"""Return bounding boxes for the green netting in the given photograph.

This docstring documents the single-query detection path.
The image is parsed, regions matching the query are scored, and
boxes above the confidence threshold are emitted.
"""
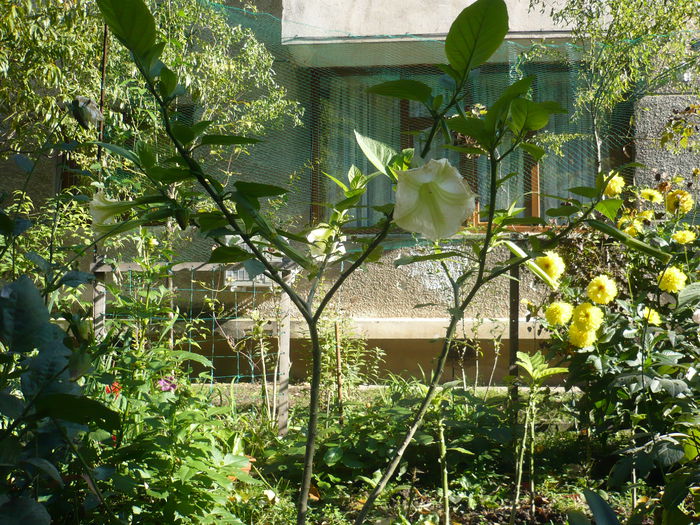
[193,1,698,228]
[103,266,280,383]
[100,2,699,382]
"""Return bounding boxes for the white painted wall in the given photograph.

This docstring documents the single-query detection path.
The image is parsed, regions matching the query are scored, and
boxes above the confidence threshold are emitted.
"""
[281,0,570,66]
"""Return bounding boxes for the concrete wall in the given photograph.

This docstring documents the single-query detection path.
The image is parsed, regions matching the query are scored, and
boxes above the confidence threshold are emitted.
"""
[635,90,700,190]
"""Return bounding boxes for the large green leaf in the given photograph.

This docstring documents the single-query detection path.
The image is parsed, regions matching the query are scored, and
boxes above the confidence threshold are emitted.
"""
[367,79,432,102]
[510,99,566,133]
[444,0,509,75]
[208,246,253,264]
[594,198,623,221]
[587,219,672,263]
[678,282,700,307]
[354,130,397,177]
[35,394,120,431]
[582,490,621,525]
[96,0,156,57]
[0,497,51,525]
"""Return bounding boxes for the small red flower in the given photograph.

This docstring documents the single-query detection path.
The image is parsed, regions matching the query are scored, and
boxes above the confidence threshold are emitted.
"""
[105,381,121,398]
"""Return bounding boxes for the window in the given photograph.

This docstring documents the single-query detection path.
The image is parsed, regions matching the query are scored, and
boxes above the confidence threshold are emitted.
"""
[313,63,603,228]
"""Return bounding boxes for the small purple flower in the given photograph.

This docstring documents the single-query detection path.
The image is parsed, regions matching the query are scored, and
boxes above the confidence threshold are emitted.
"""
[157,376,177,392]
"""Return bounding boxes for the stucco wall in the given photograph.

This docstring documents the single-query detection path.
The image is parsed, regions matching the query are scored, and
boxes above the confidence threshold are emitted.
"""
[634,92,700,190]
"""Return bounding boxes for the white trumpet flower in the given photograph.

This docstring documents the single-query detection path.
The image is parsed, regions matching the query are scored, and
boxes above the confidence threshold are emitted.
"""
[394,158,476,241]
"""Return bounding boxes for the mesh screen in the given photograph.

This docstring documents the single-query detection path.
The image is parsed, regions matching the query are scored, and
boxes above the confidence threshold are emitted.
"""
[185,1,699,228]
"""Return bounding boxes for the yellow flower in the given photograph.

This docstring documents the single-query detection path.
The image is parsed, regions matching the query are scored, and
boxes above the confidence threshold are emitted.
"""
[622,220,643,237]
[671,230,696,244]
[534,251,566,282]
[568,324,597,348]
[640,188,663,204]
[665,190,694,214]
[642,307,661,326]
[604,173,625,197]
[587,275,618,305]
[638,210,654,221]
[658,266,687,293]
[545,302,574,326]
[572,303,604,331]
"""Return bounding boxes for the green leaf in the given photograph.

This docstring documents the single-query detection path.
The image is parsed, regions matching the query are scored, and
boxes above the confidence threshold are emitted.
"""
[518,142,546,162]
[678,282,700,307]
[243,259,266,279]
[148,167,195,184]
[510,99,558,133]
[367,79,432,102]
[234,181,287,197]
[169,351,213,368]
[94,142,140,166]
[568,186,600,199]
[96,0,156,57]
[582,490,621,525]
[503,241,559,290]
[587,219,672,263]
[21,458,64,488]
[0,393,24,419]
[446,116,488,148]
[208,246,253,264]
[594,198,623,221]
[0,497,51,525]
[394,252,463,267]
[566,510,592,525]
[444,0,508,75]
[57,271,94,288]
[546,205,579,217]
[35,394,120,431]
[323,447,343,466]
[199,135,260,146]
[484,77,534,133]
[354,130,397,177]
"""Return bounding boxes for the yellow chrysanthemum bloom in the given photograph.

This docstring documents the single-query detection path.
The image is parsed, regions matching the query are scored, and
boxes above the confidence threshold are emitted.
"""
[665,189,694,214]
[568,324,597,348]
[640,188,663,204]
[604,173,626,197]
[642,307,661,326]
[658,266,688,293]
[587,275,618,305]
[622,220,643,237]
[534,251,566,282]
[671,230,696,244]
[545,302,574,326]
[638,210,654,221]
[572,303,604,331]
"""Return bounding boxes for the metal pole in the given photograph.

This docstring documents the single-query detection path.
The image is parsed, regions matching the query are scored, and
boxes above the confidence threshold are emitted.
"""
[276,271,292,436]
[92,263,107,341]
[508,241,520,420]
[334,321,344,426]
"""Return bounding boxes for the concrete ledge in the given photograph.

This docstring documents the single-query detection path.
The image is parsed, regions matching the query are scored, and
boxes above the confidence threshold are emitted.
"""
[216,317,546,340]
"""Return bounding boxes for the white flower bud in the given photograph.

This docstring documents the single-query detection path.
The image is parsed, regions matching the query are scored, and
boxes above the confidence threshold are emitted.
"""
[693,309,700,324]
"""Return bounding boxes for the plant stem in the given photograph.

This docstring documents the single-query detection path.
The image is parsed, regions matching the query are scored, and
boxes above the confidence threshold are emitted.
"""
[296,322,321,525]
[438,417,450,525]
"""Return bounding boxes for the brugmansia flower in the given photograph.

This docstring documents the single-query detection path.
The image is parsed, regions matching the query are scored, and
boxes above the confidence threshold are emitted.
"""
[693,309,700,324]
[642,307,661,326]
[394,158,476,241]
[671,230,696,244]
[572,303,604,331]
[640,188,663,204]
[568,324,597,348]
[586,275,618,305]
[604,173,625,197]
[90,191,136,234]
[666,189,694,214]
[658,266,687,293]
[307,225,346,262]
[545,302,574,326]
[534,251,566,282]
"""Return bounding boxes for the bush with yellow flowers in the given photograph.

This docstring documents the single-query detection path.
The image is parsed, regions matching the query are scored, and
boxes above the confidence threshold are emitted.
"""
[535,175,700,478]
